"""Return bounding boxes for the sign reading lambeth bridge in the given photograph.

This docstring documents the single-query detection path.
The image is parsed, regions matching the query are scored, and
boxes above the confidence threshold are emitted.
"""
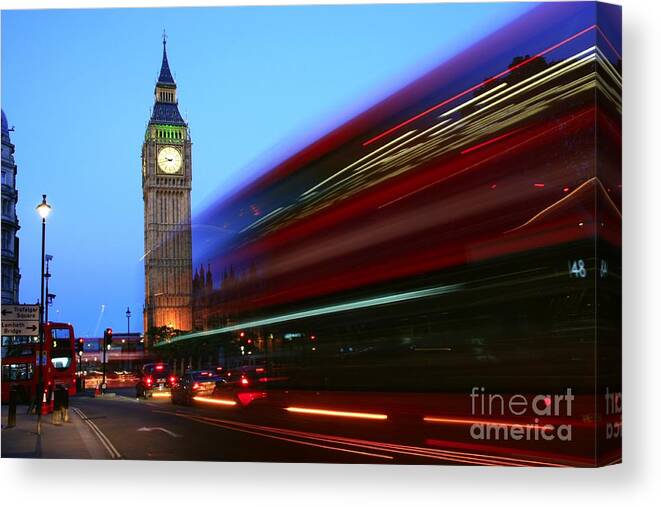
[1,304,40,336]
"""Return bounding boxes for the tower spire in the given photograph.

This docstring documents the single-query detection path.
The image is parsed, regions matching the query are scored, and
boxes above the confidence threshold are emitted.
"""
[157,31,175,85]
[150,34,184,125]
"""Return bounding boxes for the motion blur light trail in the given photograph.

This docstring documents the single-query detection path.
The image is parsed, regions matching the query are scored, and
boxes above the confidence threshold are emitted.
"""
[285,406,388,420]
[361,23,617,147]
[192,396,237,406]
[157,283,462,346]
[156,2,621,466]
[163,412,568,466]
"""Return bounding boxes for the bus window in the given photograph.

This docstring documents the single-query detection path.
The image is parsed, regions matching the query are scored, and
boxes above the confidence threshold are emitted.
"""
[51,356,72,369]
[1,336,36,359]
[2,362,34,381]
[51,328,73,350]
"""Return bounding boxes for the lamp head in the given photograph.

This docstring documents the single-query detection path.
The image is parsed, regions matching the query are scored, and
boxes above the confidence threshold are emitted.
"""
[36,194,52,220]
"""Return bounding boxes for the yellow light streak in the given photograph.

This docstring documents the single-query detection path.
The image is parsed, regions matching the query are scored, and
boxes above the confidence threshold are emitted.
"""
[285,406,388,420]
[192,396,237,406]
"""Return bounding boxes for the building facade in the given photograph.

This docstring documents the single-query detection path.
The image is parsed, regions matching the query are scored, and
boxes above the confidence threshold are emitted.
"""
[1,110,20,304]
[142,39,193,336]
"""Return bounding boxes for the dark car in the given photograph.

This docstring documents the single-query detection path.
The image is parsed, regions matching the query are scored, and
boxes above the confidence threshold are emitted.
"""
[211,365,270,406]
[136,363,176,399]
[171,370,225,405]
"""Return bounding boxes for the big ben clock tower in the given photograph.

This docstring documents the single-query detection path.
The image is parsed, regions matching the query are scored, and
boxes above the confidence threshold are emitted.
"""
[142,36,193,335]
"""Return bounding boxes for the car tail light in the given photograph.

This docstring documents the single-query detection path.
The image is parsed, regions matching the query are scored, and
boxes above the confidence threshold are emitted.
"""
[145,376,153,386]
[155,365,164,371]
[169,375,176,384]
[240,376,249,386]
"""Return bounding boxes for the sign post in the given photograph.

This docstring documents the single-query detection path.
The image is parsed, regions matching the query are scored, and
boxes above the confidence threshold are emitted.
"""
[1,304,41,430]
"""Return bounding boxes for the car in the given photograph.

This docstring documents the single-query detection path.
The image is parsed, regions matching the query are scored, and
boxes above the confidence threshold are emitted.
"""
[171,370,226,405]
[211,365,270,406]
[135,363,176,399]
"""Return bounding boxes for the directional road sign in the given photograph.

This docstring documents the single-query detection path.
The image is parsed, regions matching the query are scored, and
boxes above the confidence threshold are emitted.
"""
[1,304,40,336]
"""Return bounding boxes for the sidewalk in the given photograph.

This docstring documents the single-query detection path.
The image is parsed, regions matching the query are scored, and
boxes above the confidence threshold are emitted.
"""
[1,401,109,459]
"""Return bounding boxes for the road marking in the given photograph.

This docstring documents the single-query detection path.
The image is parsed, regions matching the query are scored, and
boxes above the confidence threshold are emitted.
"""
[187,416,394,460]
[72,406,122,459]
[153,410,566,466]
[153,410,393,460]
[137,426,181,438]
[186,414,490,465]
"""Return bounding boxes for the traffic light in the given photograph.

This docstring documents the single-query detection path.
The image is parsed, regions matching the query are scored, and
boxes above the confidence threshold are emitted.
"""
[104,328,113,350]
[76,338,84,355]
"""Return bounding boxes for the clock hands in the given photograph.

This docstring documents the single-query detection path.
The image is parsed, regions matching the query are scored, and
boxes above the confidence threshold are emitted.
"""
[158,148,181,172]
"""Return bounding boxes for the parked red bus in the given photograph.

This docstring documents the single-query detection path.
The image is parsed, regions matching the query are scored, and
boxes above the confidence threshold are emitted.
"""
[1,322,78,404]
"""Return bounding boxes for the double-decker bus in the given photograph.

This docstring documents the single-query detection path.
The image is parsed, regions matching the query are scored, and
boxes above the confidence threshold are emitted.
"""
[154,3,621,465]
[1,322,78,404]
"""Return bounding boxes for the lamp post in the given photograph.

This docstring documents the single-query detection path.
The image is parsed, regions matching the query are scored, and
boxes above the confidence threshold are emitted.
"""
[126,307,132,370]
[44,255,52,323]
[35,194,51,435]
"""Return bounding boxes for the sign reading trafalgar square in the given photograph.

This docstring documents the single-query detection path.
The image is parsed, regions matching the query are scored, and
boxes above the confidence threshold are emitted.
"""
[1,304,40,336]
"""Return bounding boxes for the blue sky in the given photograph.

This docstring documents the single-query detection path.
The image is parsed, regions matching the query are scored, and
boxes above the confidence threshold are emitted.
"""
[1,3,533,336]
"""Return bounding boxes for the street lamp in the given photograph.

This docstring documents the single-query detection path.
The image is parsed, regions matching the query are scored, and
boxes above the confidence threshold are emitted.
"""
[126,307,131,334]
[125,307,132,371]
[35,194,51,435]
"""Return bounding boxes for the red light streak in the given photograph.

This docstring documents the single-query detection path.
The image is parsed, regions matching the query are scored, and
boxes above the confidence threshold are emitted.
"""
[460,129,519,155]
[506,177,621,234]
[163,412,564,466]
[424,438,585,467]
[533,183,545,188]
[595,25,622,60]
[286,406,388,420]
[363,24,598,147]
[377,109,592,211]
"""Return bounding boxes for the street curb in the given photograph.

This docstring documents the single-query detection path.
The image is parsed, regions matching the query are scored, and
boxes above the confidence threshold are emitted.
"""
[71,406,122,459]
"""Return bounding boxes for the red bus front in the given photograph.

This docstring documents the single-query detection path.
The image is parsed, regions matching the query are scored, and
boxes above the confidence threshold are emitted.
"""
[45,322,78,397]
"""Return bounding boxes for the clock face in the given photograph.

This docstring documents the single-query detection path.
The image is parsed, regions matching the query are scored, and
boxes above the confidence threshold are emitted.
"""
[157,146,183,174]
